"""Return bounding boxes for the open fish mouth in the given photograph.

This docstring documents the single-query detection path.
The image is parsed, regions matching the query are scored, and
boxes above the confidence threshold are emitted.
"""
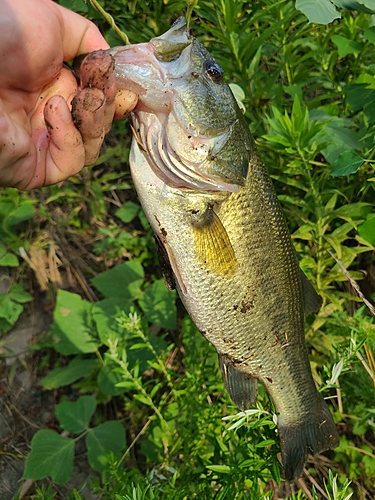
[109,18,247,193]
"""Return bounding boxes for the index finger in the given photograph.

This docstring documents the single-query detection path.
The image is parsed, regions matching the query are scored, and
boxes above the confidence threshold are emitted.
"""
[55,2,110,61]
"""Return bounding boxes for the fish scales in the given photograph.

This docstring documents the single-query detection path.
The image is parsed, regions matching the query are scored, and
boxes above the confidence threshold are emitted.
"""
[109,17,339,481]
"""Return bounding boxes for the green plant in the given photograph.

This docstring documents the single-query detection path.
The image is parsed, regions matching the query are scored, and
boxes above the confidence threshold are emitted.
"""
[4,0,374,498]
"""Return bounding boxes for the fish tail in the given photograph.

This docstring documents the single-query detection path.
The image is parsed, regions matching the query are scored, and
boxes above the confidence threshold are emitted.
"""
[278,396,339,481]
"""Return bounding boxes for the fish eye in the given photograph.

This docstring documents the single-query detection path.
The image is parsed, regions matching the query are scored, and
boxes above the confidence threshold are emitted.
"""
[204,60,224,82]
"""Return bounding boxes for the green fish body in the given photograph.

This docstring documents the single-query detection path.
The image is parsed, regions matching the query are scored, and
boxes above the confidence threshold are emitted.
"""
[110,18,339,480]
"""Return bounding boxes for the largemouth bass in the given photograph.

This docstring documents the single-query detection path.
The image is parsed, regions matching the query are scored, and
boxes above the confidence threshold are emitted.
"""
[109,18,339,481]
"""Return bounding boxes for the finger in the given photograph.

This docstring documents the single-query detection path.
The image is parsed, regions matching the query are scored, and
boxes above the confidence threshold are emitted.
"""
[56,3,110,60]
[71,87,106,165]
[79,50,117,134]
[42,95,86,185]
[114,89,138,121]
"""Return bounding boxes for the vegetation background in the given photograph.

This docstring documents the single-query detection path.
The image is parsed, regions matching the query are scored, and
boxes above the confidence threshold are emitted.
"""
[0,0,374,498]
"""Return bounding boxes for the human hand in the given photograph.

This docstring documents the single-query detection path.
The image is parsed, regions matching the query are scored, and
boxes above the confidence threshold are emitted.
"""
[0,0,137,190]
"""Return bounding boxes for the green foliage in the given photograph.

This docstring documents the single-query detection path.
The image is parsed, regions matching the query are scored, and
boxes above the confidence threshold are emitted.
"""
[5,0,375,498]
[22,430,75,484]
[0,284,32,335]
[23,396,126,483]
[86,421,126,472]
[296,0,375,24]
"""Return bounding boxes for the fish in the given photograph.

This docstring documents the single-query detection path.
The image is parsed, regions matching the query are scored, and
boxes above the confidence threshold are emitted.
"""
[109,17,339,481]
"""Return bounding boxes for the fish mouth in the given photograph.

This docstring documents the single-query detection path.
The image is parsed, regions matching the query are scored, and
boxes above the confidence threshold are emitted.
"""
[110,18,244,193]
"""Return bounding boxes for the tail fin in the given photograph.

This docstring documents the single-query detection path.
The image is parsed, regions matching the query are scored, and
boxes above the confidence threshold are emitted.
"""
[278,396,339,481]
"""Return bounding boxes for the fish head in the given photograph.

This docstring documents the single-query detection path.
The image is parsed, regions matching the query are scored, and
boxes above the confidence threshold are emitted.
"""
[111,17,253,192]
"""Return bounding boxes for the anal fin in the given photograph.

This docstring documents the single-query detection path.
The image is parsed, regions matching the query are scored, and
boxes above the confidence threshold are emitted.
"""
[219,354,258,410]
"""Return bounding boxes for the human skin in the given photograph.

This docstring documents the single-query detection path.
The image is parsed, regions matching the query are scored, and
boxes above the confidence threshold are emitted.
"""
[0,0,137,190]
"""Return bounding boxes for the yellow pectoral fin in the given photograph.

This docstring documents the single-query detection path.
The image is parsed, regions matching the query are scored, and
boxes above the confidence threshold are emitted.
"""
[191,205,236,275]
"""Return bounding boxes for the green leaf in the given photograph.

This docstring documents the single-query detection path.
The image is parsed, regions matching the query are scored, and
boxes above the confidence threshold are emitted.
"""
[229,83,246,113]
[8,284,32,303]
[7,203,35,226]
[98,363,127,396]
[332,0,375,13]
[92,297,132,344]
[330,151,364,176]
[358,214,375,245]
[86,421,126,472]
[91,261,144,300]
[331,35,364,58]
[56,395,96,434]
[115,201,140,223]
[0,294,23,332]
[345,84,375,112]
[41,357,100,389]
[310,109,361,163]
[138,279,177,329]
[296,0,340,24]
[364,27,375,45]
[51,290,99,355]
[206,464,233,473]
[0,253,19,267]
[22,430,74,484]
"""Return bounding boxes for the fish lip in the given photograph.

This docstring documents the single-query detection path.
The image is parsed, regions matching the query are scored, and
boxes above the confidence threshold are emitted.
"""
[149,17,192,62]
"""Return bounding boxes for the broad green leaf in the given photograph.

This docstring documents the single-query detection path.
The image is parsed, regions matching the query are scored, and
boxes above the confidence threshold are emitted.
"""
[22,430,74,484]
[345,84,375,112]
[115,201,140,223]
[0,253,19,267]
[41,357,100,389]
[331,35,364,58]
[310,109,361,163]
[330,151,364,176]
[92,297,132,344]
[296,0,340,24]
[91,261,144,300]
[138,279,177,329]
[332,0,375,13]
[358,215,375,245]
[98,363,127,396]
[86,421,126,472]
[56,395,96,434]
[51,290,99,355]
